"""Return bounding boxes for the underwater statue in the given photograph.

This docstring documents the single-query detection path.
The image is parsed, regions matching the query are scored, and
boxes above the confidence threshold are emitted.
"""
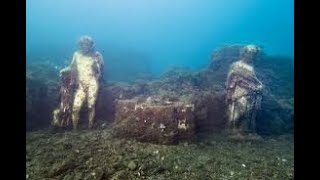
[226,45,263,134]
[52,35,104,130]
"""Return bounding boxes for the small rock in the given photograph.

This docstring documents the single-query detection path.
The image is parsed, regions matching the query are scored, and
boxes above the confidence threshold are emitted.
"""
[26,174,29,179]
[270,139,277,142]
[146,97,152,103]
[210,141,217,145]
[161,156,165,161]
[139,164,147,171]
[128,161,137,170]
[63,143,73,150]
[159,123,166,129]
[91,172,96,176]
[75,149,80,153]
[111,170,125,180]
[282,159,287,162]
[164,101,173,105]
[230,171,234,176]
[242,164,246,167]
[153,166,166,174]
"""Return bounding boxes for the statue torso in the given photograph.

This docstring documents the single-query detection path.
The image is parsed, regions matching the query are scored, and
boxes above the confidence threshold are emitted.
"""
[229,61,258,99]
[74,51,98,84]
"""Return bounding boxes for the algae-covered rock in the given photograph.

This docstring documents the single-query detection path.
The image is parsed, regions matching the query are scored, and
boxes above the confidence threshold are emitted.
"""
[127,161,137,170]
[192,91,227,134]
[26,62,60,130]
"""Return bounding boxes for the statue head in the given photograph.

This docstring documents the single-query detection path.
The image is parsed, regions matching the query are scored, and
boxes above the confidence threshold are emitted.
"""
[240,45,262,63]
[78,35,95,55]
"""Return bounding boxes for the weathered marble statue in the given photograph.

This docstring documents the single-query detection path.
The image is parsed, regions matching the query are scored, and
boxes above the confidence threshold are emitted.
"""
[226,45,263,134]
[52,35,104,130]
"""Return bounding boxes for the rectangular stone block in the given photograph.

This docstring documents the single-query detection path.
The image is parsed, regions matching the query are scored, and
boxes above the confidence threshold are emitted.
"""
[112,99,195,144]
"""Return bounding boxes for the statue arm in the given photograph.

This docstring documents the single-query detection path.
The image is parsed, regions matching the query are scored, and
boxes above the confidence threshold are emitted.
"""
[226,70,237,90]
[226,70,237,101]
[70,53,77,68]
[60,52,77,76]
[251,72,264,91]
[95,52,104,80]
[237,73,263,92]
[226,62,240,90]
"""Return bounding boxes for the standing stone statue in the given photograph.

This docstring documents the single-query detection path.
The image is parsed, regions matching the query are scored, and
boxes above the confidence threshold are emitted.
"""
[52,35,104,130]
[226,45,263,134]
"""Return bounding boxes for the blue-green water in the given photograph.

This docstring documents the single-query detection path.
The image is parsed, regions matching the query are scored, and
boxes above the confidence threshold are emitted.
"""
[27,0,293,81]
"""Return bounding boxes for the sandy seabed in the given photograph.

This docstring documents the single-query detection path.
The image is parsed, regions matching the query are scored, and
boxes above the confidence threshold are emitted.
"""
[26,126,293,180]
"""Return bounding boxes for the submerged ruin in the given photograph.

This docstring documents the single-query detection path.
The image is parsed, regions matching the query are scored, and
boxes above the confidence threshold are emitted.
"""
[26,45,294,140]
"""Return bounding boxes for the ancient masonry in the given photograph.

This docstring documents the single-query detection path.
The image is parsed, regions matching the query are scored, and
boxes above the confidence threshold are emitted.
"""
[112,99,195,144]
